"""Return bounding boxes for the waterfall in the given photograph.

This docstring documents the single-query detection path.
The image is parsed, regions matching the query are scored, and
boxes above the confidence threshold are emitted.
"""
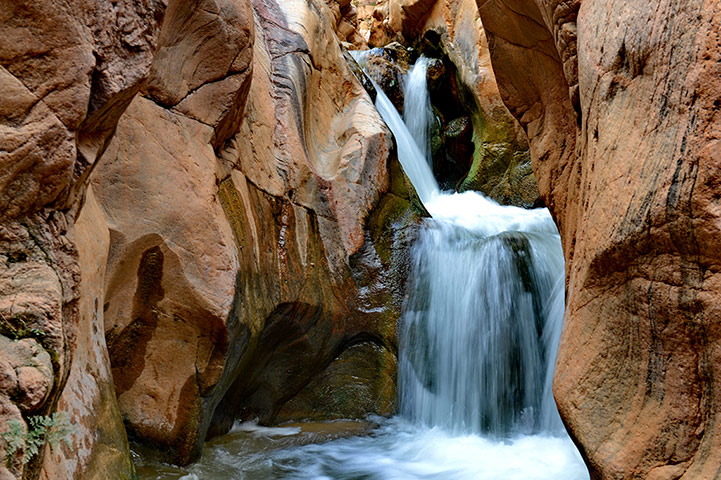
[156,53,588,480]
[400,196,565,435]
[403,57,434,167]
[352,50,440,204]
[357,54,568,437]
[371,78,440,204]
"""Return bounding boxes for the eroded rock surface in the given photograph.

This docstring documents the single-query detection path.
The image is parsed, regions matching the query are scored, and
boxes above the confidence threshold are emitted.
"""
[89,0,408,466]
[1,0,166,478]
[477,0,721,477]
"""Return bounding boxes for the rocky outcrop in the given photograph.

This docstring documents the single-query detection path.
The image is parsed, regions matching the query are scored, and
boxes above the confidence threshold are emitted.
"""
[325,0,367,46]
[0,0,165,478]
[477,0,721,478]
[89,0,406,467]
[90,0,254,464]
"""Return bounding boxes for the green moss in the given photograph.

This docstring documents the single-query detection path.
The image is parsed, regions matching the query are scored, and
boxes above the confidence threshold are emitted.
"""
[459,133,540,208]
[368,195,411,265]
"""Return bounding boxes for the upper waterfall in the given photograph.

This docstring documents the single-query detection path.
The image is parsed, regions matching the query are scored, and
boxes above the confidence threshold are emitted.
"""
[352,50,440,204]
[403,56,434,168]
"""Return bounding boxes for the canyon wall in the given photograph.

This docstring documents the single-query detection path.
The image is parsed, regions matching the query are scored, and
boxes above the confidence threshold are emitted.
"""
[1,0,415,478]
[0,0,166,478]
[476,0,721,478]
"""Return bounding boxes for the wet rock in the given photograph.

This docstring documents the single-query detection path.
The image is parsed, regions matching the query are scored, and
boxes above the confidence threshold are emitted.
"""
[459,146,540,209]
[275,341,397,422]
[359,46,410,112]
[432,116,474,190]
[342,47,377,102]
[425,57,445,90]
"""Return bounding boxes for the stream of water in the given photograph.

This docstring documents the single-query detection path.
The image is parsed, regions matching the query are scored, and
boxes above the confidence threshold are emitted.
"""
[139,55,589,480]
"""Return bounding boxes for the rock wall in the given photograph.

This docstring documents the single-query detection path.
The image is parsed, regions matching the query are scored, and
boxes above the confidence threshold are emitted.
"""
[0,0,165,478]
[1,0,412,477]
[92,0,404,465]
[476,0,721,478]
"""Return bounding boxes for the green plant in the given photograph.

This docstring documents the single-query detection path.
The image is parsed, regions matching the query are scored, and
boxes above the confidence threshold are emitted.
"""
[1,413,73,466]
[0,312,46,342]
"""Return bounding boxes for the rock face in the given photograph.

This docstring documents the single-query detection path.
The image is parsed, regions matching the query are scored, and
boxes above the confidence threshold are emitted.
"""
[477,0,721,478]
[1,0,165,478]
[90,0,404,467]
[325,0,367,46]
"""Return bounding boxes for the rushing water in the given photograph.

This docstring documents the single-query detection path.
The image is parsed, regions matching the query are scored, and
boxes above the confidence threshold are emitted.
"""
[403,56,434,168]
[401,192,566,436]
[139,56,588,480]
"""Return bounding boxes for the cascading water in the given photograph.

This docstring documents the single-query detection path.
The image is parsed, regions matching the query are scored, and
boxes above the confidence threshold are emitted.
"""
[142,56,588,480]
[352,51,439,204]
[399,198,565,436]
[403,56,434,168]
[371,58,568,438]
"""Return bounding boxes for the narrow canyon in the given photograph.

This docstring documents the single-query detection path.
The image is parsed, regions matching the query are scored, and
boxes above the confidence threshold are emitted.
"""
[0,0,718,479]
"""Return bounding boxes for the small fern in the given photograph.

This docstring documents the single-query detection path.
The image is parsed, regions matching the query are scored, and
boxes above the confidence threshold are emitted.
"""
[1,420,24,462]
[1,412,73,465]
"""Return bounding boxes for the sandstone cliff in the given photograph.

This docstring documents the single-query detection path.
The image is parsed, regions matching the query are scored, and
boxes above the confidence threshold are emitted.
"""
[1,0,165,478]
[476,0,721,478]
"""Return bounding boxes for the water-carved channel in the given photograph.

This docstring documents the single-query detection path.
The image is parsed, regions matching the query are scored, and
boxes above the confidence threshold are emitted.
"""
[139,55,589,480]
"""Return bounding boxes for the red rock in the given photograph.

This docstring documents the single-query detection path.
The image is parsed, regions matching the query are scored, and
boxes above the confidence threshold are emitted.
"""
[477,0,721,477]
[87,0,400,466]
[1,0,166,477]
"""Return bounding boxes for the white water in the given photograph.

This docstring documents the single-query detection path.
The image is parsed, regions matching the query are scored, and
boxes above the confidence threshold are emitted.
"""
[352,50,440,204]
[403,57,434,168]
[140,55,588,480]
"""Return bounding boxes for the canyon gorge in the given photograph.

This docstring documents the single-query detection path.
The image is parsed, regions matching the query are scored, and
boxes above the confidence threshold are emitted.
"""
[0,0,719,479]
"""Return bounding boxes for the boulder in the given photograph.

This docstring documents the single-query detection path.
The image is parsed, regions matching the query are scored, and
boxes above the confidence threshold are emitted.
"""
[356,44,412,113]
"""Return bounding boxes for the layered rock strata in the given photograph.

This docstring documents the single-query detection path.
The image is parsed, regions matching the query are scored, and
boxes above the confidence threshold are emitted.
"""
[476,0,721,478]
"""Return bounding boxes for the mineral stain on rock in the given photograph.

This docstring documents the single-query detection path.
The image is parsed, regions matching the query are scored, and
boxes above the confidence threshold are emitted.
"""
[107,246,165,396]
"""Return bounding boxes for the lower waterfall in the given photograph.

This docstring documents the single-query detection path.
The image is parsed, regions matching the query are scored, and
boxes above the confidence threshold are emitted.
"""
[139,56,589,480]
[400,193,566,437]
